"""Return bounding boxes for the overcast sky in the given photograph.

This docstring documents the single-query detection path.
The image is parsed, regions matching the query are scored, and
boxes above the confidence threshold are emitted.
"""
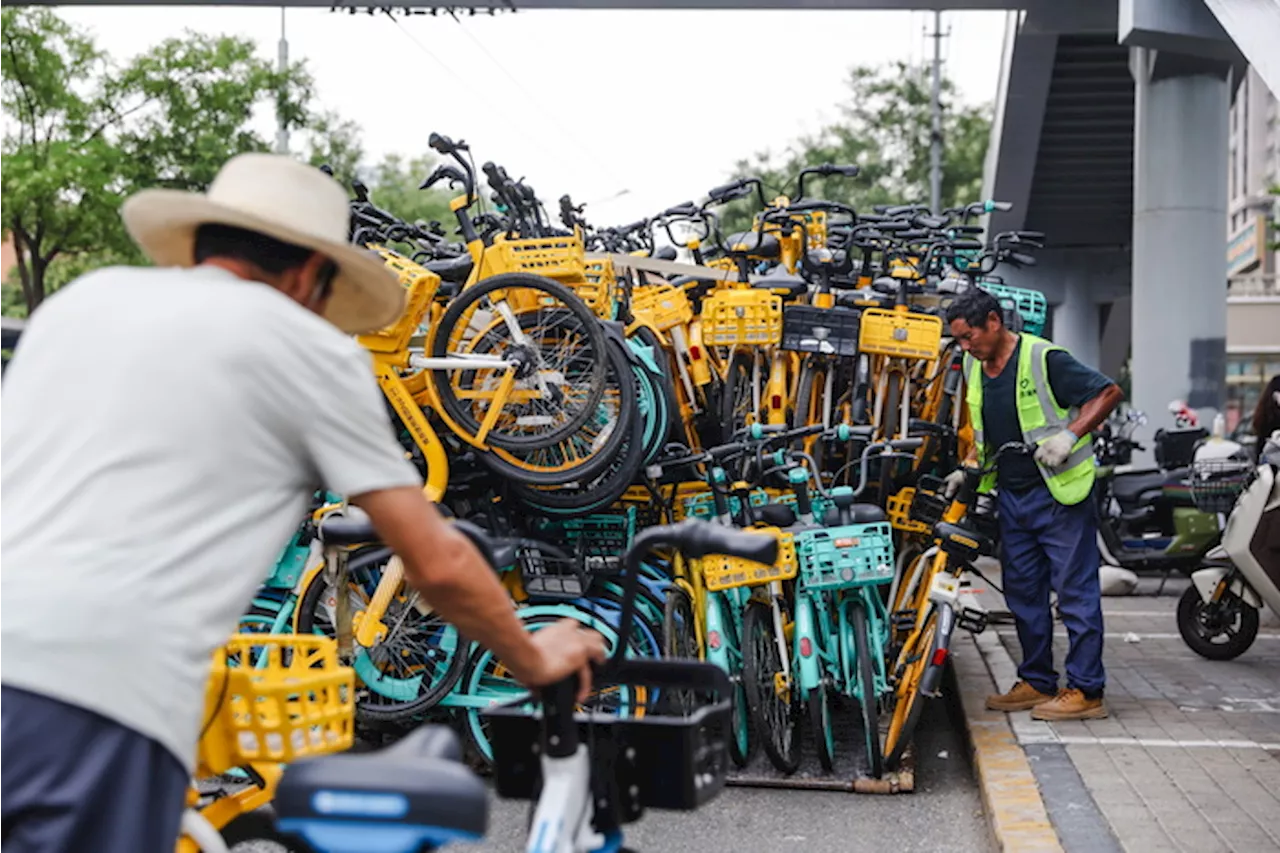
[60,6,1009,223]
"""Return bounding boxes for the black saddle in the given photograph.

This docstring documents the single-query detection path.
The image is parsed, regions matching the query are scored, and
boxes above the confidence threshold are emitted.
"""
[425,254,475,284]
[724,231,780,259]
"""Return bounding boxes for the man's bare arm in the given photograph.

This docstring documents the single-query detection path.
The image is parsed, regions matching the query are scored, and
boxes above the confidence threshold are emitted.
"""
[1068,384,1124,441]
[351,487,546,684]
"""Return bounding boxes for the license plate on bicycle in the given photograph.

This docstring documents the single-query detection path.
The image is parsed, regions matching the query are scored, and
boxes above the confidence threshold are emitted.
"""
[928,573,960,607]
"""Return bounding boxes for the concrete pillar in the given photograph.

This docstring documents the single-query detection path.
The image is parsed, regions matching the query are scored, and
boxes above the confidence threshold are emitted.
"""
[1130,47,1229,435]
[1052,277,1101,370]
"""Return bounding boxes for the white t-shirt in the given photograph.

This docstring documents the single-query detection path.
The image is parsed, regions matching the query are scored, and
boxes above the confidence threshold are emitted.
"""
[1,265,421,771]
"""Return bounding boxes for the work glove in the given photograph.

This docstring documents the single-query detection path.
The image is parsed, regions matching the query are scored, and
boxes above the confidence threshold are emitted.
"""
[1034,429,1077,468]
[941,468,967,499]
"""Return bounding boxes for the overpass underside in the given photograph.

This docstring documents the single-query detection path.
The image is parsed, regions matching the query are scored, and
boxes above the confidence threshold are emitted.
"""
[981,0,1277,434]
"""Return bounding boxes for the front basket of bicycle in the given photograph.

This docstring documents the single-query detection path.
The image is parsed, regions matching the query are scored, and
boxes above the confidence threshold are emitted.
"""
[698,529,797,591]
[780,305,860,357]
[857,308,943,359]
[699,289,783,346]
[794,522,895,591]
[1188,459,1256,514]
[978,281,1047,336]
[908,476,949,526]
[197,634,355,776]
[485,659,733,814]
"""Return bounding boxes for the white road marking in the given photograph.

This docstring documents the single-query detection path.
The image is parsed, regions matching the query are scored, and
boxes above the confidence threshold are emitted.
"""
[1016,733,1280,751]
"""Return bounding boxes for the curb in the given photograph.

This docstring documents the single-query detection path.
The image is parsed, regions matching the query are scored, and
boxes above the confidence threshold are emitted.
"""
[952,630,1063,852]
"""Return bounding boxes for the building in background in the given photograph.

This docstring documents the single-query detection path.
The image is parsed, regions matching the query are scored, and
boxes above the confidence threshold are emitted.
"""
[1225,67,1280,433]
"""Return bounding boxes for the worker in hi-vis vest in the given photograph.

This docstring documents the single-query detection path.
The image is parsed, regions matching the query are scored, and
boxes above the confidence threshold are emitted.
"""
[943,289,1123,721]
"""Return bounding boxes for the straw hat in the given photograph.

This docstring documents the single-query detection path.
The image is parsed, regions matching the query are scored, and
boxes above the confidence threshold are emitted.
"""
[120,153,404,334]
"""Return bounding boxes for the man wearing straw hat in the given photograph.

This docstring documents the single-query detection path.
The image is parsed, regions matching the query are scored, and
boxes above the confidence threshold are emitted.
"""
[0,153,605,852]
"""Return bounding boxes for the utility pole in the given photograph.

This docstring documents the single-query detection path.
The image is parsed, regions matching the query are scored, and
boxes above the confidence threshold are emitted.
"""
[927,10,947,215]
[275,7,289,154]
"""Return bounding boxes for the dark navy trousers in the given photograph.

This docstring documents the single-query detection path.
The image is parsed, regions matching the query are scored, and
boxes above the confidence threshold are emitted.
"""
[1,686,188,853]
[996,482,1106,697]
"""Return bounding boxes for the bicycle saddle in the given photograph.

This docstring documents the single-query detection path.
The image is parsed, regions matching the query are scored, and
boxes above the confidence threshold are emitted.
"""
[822,504,887,526]
[752,276,807,299]
[425,254,474,284]
[318,513,379,547]
[276,725,488,853]
[724,231,780,259]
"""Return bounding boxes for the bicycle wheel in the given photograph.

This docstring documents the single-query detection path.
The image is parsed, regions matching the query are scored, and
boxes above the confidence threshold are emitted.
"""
[721,350,757,437]
[661,586,700,715]
[808,681,836,773]
[742,598,801,774]
[431,272,606,451]
[883,608,937,771]
[481,334,635,486]
[792,356,828,476]
[507,374,649,516]
[295,561,468,723]
[460,610,640,769]
[848,599,884,778]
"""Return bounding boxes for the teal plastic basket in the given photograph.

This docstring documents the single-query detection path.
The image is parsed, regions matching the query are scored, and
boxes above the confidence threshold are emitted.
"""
[793,522,895,591]
[538,508,637,572]
[978,281,1047,336]
[680,489,830,525]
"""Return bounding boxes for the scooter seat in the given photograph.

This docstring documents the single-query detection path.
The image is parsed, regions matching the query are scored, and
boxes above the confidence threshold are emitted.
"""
[1111,468,1188,507]
[277,725,488,853]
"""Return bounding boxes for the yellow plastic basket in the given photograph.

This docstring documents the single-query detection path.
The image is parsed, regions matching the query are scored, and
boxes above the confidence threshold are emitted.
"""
[196,634,354,775]
[701,289,783,346]
[631,284,694,332]
[700,529,797,591]
[886,487,930,534]
[358,251,441,354]
[858,308,943,359]
[578,257,618,318]
[485,236,586,280]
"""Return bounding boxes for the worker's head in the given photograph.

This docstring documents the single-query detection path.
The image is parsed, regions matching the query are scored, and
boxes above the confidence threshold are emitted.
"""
[945,288,1007,360]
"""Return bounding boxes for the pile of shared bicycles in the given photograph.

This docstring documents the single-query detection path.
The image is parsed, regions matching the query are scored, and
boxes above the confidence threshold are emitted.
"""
[185,133,1051,852]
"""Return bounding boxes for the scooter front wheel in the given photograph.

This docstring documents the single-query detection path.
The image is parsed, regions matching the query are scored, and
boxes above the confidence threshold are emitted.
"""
[1176,585,1259,661]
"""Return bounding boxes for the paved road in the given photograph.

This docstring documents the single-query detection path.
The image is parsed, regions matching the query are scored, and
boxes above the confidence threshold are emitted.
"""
[470,697,991,853]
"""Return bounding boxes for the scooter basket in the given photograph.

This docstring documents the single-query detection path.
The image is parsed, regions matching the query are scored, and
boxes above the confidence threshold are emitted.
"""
[1189,459,1255,514]
[485,660,732,814]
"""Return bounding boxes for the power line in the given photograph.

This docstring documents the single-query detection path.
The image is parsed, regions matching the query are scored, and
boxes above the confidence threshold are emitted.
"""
[444,12,630,195]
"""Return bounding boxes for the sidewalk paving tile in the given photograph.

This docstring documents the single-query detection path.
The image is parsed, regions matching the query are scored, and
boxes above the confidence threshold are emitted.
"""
[966,571,1280,853]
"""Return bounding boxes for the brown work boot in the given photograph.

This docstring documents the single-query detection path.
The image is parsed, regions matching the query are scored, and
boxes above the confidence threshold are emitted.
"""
[1031,688,1108,721]
[985,680,1056,712]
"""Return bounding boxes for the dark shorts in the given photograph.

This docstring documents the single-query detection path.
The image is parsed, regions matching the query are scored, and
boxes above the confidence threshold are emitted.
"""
[2,685,188,853]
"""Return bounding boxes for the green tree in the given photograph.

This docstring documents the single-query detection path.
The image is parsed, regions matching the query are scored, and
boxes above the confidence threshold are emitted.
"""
[303,109,364,190]
[366,153,453,229]
[717,60,992,233]
[2,8,312,315]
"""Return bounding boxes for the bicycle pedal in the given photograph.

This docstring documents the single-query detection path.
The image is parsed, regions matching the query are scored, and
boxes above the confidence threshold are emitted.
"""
[957,606,987,635]
[892,610,917,633]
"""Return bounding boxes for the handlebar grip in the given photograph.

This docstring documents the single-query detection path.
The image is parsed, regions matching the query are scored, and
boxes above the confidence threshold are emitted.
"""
[907,418,948,435]
[1009,252,1037,266]
[451,519,497,569]
[654,246,678,261]
[747,424,788,439]
[676,520,780,565]
[709,442,748,460]
[661,201,699,217]
[989,200,1013,212]
[428,132,451,154]
[888,438,925,452]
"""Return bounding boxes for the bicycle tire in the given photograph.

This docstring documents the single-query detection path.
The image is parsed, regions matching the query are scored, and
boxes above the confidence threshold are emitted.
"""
[884,608,937,771]
[808,681,836,773]
[742,599,801,774]
[480,335,636,486]
[630,325,683,441]
[294,561,469,723]
[431,272,606,451]
[721,350,757,437]
[848,599,884,778]
[507,374,649,516]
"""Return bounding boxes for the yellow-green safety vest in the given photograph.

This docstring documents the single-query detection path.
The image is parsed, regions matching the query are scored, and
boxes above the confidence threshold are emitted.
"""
[964,333,1096,506]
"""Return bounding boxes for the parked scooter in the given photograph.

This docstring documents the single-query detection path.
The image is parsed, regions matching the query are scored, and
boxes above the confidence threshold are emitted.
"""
[1178,433,1280,659]
[1092,408,1243,590]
